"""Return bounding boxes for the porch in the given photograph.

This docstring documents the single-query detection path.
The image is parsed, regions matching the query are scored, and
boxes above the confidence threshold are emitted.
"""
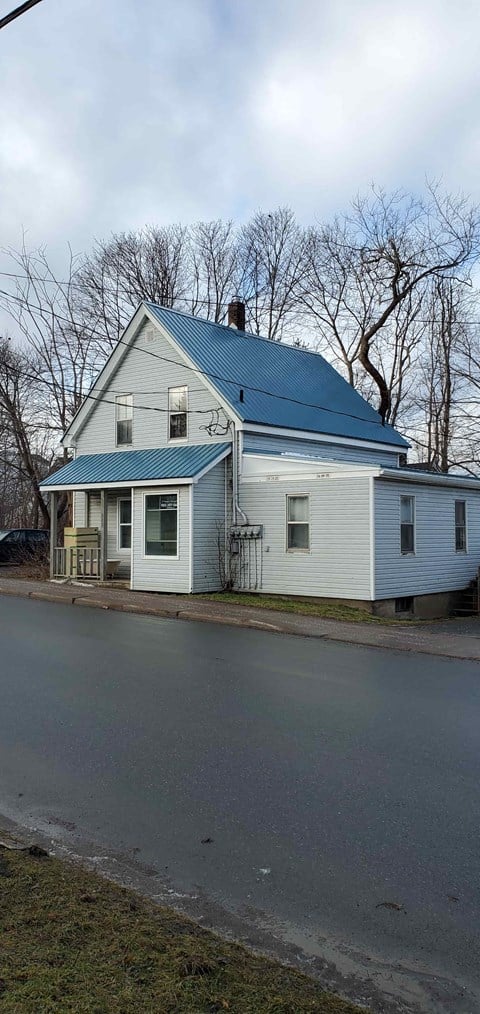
[40,443,232,594]
[48,488,131,583]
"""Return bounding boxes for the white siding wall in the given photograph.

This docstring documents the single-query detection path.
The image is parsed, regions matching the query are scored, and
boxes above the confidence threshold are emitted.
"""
[75,320,231,454]
[73,491,86,526]
[87,493,101,528]
[131,485,191,593]
[192,460,227,592]
[240,476,372,599]
[243,432,400,467]
[375,479,480,597]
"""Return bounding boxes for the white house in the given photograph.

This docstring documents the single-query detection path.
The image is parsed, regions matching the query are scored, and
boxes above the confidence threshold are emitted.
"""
[41,300,480,618]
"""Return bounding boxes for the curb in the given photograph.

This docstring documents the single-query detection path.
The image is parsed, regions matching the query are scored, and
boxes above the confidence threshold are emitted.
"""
[1,583,480,661]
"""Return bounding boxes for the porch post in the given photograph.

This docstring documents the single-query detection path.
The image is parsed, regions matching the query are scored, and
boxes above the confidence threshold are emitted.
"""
[100,489,107,581]
[49,491,58,579]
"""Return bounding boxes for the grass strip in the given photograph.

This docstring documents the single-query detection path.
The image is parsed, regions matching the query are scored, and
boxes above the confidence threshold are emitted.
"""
[198,592,403,624]
[0,847,365,1013]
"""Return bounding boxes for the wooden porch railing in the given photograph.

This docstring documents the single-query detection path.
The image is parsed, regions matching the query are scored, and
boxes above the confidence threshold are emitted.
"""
[53,546,101,579]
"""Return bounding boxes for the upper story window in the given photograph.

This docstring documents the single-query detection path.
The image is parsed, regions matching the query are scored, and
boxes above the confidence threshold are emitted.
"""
[115,394,133,445]
[400,495,415,554]
[286,494,310,551]
[168,386,187,440]
[455,500,467,552]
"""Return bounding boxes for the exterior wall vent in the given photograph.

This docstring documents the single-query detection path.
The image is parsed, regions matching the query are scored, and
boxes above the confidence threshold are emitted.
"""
[395,596,414,614]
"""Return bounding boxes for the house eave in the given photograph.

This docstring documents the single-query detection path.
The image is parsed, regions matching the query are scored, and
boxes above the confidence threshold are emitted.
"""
[240,422,408,455]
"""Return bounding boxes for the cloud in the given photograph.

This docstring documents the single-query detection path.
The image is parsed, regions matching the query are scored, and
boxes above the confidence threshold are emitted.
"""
[0,0,479,264]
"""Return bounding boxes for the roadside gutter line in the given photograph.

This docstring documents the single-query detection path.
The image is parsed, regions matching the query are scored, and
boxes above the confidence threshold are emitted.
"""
[0,583,479,662]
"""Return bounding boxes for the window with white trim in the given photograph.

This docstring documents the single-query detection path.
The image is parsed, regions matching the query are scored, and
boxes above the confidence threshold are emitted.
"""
[455,500,467,552]
[168,386,187,440]
[400,495,415,554]
[145,493,178,556]
[286,495,309,551]
[118,499,132,549]
[115,394,133,445]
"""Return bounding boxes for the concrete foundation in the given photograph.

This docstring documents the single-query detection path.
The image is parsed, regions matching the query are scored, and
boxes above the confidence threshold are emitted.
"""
[373,590,462,620]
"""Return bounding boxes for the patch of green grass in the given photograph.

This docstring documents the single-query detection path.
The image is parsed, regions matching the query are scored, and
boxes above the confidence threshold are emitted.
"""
[198,592,401,624]
[0,848,365,1014]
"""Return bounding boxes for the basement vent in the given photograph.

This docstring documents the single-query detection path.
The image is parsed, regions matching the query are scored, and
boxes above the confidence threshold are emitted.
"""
[395,596,414,614]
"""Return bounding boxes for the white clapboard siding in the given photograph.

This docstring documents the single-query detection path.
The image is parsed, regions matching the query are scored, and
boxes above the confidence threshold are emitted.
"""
[75,321,230,454]
[192,460,227,592]
[87,493,101,528]
[73,491,86,526]
[375,479,480,597]
[243,432,400,467]
[239,475,372,599]
[131,485,191,593]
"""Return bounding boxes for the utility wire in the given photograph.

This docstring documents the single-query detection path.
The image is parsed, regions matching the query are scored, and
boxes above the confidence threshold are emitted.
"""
[0,289,396,430]
[0,0,43,30]
[0,269,263,309]
[3,269,480,324]
[0,358,224,419]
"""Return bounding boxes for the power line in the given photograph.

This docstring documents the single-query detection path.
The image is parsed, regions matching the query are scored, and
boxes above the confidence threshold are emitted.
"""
[0,0,43,30]
[0,269,265,310]
[0,358,224,420]
[0,289,396,431]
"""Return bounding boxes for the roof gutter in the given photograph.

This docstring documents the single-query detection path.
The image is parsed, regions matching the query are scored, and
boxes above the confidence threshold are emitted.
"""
[378,467,480,490]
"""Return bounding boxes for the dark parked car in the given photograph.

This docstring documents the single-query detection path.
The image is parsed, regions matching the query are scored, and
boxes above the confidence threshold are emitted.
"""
[0,529,49,564]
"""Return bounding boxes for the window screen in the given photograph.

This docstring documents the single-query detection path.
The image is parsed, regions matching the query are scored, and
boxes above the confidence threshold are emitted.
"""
[287,495,309,550]
[115,395,133,445]
[400,495,415,554]
[455,500,467,552]
[168,387,187,440]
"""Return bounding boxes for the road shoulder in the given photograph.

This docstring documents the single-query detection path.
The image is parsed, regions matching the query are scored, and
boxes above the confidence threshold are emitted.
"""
[1,574,479,661]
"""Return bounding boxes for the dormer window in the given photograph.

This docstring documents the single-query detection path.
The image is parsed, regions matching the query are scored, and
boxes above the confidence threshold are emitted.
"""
[169,386,187,440]
[115,394,133,445]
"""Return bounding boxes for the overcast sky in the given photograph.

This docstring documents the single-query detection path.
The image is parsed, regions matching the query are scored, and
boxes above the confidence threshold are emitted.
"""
[1,0,480,263]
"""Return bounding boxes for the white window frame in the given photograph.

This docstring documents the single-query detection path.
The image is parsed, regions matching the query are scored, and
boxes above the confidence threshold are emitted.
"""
[455,499,468,553]
[143,490,179,560]
[117,498,132,552]
[400,495,415,555]
[286,493,310,553]
[115,394,133,447]
[168,385,188,442]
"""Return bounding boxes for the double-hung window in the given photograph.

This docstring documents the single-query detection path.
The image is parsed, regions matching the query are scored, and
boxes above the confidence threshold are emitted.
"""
[168,386,187,440]
[286,495,310,551]
[455,500,467,552]
[400,495,415,554]
[115,394,133,445]
[118,499,132,549]
[145,493,178,557]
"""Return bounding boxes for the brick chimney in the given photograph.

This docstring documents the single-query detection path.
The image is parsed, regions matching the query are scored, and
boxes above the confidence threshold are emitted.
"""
[228,299,246,331]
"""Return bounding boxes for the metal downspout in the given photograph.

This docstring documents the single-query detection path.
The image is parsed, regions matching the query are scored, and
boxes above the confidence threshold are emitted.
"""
[232,422,248,525]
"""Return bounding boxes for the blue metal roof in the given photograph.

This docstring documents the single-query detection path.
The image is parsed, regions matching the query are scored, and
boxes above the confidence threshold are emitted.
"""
[42,443,230,488]
[147,303,408,449]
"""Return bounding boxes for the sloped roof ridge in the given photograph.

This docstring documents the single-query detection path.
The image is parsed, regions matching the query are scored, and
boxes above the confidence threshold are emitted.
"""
[144,300,337,366]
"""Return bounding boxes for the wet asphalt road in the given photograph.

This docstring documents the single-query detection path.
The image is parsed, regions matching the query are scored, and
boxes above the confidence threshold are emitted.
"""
[0,596,479,1013]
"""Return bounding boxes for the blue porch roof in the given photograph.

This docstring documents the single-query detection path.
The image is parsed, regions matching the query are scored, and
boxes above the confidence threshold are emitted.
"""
[147,303,409,449]
[41,443,230,489]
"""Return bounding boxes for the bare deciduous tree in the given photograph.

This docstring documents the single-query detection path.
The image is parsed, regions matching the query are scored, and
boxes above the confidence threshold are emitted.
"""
[239,208,309,340]
[303,184,480,422]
